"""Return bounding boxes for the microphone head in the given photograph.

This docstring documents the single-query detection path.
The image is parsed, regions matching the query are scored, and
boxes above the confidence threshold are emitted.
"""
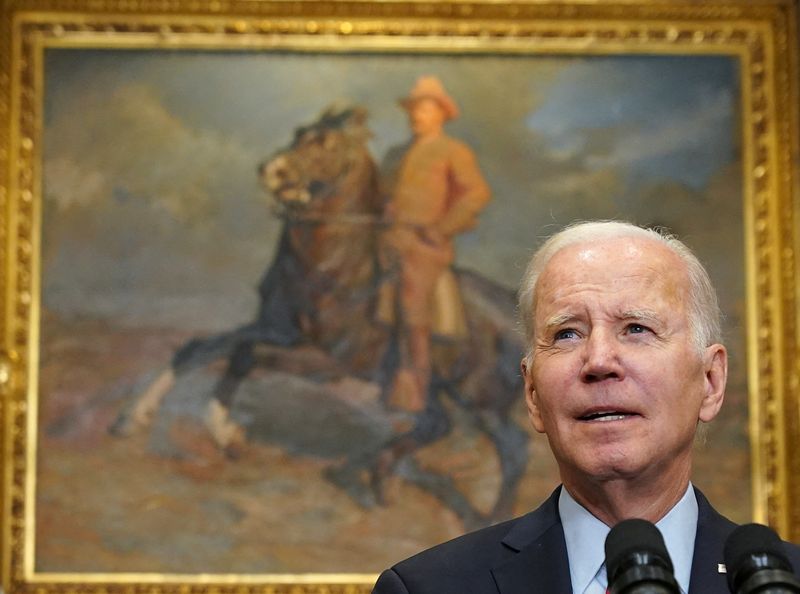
[605,518,674,583]
[723,523,796,592]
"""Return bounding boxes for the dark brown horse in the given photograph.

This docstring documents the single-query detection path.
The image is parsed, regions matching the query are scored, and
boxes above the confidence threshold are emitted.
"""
[110,106,528,527]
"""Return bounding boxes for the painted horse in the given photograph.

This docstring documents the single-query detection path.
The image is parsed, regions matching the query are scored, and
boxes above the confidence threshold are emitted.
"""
[110,105,528,527]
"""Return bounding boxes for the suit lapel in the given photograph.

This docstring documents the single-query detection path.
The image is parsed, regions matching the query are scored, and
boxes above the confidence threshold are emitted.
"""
[491,488,572,594]
[492,486,736,594]
[688,488,737,594]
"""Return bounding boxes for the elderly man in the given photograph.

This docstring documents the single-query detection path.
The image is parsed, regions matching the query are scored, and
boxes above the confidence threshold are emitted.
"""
[372,220,800,594]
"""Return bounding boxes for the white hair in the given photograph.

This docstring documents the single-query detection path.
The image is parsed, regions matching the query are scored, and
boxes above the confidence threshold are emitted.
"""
[517,221,722,359]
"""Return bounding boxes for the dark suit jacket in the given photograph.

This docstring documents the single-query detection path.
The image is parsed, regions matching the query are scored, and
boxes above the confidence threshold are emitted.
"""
[372,486,800,594]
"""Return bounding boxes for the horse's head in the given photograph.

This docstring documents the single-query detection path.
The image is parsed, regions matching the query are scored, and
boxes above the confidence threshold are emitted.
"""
[260,105,372,210]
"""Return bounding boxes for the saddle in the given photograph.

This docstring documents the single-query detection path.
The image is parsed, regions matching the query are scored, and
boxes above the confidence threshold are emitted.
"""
[376,268,468,339]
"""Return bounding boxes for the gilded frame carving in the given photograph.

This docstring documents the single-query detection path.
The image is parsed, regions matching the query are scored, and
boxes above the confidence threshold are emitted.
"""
[1,0,799,592]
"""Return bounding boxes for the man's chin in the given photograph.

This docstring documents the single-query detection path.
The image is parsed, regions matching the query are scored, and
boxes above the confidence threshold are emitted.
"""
[570,454,648,483]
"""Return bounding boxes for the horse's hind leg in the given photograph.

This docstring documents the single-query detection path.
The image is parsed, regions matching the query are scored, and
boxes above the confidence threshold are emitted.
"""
[324,391,451,509]
[369,395,492,529]
[478,410,528,521]
[374,395,450,482]
[108,368,175,436]
[399,458,487,530]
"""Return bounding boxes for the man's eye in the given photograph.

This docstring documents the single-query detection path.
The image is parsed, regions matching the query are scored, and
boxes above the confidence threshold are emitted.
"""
[627,323,650,334]
[554,328,578,341]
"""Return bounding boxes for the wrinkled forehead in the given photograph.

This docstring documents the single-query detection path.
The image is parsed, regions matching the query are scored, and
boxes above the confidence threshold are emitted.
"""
[534,236,691,314]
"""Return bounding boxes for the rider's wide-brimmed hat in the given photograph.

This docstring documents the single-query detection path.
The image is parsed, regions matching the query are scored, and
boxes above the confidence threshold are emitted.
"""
[399,76,460,121]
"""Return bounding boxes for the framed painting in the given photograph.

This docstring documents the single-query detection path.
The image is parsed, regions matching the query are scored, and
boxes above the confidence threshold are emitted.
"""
[1,0,799,592]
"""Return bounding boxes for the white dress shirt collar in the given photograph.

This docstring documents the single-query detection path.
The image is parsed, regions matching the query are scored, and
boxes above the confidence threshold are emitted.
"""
[558,483,698,594]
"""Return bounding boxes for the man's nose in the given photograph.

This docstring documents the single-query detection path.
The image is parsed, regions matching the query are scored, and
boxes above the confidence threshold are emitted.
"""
[580,330,624,383]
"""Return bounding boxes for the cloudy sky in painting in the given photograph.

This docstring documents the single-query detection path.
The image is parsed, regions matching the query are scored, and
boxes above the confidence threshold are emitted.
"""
[42,49,740,329]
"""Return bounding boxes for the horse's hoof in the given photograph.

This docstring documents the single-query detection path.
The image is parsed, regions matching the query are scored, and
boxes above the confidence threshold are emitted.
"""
[368,451,396,507]
[369,472,388,506]
[323,464,376,509]
[204,399,247,452]
[223,425,248,459]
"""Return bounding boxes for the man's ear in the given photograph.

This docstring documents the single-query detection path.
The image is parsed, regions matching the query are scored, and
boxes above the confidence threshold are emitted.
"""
[521,358,546,434]
[698,344,727,423]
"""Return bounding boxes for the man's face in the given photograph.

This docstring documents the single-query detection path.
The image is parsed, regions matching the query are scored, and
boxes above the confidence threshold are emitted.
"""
[521,237,727,488]
[407,98,446,137]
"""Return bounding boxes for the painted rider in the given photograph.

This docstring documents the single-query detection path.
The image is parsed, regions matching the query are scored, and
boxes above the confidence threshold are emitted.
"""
[378,76,492,412]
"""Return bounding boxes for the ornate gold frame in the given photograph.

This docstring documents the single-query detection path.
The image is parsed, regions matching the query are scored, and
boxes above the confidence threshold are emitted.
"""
[1,0,799,592]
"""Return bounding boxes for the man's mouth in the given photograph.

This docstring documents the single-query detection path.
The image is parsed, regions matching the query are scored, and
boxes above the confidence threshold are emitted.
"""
[578,410,639,422]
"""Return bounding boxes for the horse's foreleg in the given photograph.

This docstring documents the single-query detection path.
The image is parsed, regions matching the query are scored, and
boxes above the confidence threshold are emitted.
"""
[203,341,255,455]
[108,369,176,436]
[109,327,256,439]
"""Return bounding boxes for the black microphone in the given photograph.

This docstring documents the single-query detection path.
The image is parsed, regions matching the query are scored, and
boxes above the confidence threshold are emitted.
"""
[605,518,680,594]
[723,523,800,593]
